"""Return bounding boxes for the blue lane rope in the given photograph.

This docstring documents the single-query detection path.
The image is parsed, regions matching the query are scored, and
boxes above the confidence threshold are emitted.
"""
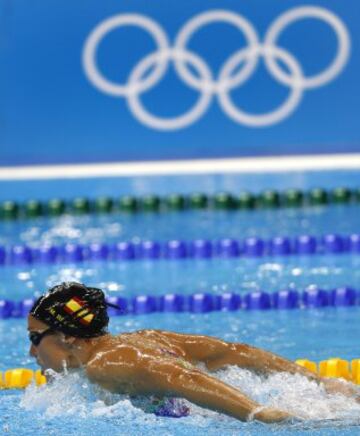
[1,234,360,267]
[0,287,358,319]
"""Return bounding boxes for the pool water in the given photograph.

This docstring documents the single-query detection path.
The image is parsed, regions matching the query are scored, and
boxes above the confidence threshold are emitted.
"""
[0,204,359,248]
[1,173,360,435]
[2,310,360,435]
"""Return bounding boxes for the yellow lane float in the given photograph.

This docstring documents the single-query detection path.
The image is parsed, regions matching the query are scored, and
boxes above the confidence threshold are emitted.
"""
[1,359,360,389]
[296,358,360,383]
[0,369,46,389]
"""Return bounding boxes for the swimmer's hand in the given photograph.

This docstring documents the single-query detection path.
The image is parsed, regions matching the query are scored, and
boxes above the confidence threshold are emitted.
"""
[322,377,360,400]
[251,407,294,423]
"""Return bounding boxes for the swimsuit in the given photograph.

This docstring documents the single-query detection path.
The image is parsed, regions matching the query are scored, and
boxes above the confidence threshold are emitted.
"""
[130,395,190,418]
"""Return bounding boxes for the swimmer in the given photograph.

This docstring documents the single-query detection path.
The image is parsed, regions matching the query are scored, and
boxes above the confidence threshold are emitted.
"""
[27,282,358,423]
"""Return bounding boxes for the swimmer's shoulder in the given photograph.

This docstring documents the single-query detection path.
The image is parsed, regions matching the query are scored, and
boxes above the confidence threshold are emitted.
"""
[85,345,137,382]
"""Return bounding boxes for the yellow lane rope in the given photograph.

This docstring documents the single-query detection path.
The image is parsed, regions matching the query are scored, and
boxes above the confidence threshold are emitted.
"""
[1,358,360,389]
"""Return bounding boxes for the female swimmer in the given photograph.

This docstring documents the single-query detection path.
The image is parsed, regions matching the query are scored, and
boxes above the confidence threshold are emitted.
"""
[27,282,358,423]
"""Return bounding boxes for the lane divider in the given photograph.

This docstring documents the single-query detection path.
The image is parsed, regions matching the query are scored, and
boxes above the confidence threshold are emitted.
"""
[0,369,45,389]
[1,233,360,267]
[1,287,358,319]
[0,187,358,220]
[2,358,360,389]
[296,358,360,382]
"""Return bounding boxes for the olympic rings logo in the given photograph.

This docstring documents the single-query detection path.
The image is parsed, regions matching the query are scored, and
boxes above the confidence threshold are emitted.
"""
[82,6,351,130]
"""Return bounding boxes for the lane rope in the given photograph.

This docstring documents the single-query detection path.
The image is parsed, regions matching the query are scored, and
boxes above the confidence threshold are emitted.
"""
[1,233,360,267]
[1,358,360,389]
[0,187,358,220]
[1,287,359,319]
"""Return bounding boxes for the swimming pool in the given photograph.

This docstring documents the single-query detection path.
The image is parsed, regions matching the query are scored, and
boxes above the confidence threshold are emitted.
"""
[1,171,360,435]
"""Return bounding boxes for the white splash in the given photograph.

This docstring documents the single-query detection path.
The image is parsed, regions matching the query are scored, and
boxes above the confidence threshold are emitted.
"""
[20,366,360,424]
[20,370,148,421]
[216,367,360,421]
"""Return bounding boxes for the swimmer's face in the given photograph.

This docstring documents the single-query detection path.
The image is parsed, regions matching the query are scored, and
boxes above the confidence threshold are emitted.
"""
[27,315,75,373]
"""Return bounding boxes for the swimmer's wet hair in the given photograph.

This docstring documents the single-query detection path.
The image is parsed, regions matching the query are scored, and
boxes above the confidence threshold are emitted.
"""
[30,282,119,338]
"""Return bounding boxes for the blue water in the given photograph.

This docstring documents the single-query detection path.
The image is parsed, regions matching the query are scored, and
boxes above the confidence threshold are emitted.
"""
[2,310,360,435]
[2,254,360,301]
[1,171,360,435]
[1,204,360,248]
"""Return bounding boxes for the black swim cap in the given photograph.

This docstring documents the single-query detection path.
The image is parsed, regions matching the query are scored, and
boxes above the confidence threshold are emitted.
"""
[30,282,115,338]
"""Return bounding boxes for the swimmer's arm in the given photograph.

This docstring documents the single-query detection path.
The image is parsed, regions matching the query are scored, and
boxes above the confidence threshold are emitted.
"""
[145,331,360,398]
[85,352,292,423]
[144,360,292,423]
[205,342,318,380]
[202,341,360,399]
[154,331,317,379]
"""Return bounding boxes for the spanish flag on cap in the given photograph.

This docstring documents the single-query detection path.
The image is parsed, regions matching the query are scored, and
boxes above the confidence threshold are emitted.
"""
[63,297,94,325]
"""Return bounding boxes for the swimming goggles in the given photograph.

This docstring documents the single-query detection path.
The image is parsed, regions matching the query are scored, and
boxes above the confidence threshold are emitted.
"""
[29,328,55,346]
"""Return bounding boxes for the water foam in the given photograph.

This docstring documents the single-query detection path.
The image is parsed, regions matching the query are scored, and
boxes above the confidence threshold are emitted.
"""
[216,367,360,422]
[20,366,360,425]
[20,370,150,421]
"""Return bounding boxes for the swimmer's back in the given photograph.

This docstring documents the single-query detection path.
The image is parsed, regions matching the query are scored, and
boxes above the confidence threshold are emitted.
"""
[85,330,189,395]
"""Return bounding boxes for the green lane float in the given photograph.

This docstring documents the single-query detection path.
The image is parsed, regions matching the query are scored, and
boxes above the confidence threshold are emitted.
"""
[283,189,304,207]
[47,199,66,216]
[2,186,360,221]
[141,195,160,212]
[237,191,255,209]
[189,193,208,209]
[165,194,186,211]
[71,197,91,214]
[119,196,138,213]
[308,188,328,206]
[0,201,19,220]
[95,197,114,213]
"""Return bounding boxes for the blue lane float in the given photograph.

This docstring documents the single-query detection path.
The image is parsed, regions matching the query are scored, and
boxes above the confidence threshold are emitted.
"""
[88,243,110,261]
[159,294,186,312]
[35,245,59,263]
[9,245,33,265]
[140,241,161,259]
[215,293,241,311]
[215,239,240,258]
[1,287,360,319]
[294,235,317,254]
[0,246,6,264]
[244,291,271,310]
[303,287,330,307]
[165,240,188,259]
[190,293,214,313]
[189,240,213,258]
[273,290,299,309]
[2,233,360,267]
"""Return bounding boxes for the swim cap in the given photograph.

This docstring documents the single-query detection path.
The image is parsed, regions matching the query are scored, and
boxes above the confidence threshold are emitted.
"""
[30,282,116,338]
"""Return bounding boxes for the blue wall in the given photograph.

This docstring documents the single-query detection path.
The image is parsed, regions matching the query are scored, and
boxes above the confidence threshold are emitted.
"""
[1,0,359,165]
